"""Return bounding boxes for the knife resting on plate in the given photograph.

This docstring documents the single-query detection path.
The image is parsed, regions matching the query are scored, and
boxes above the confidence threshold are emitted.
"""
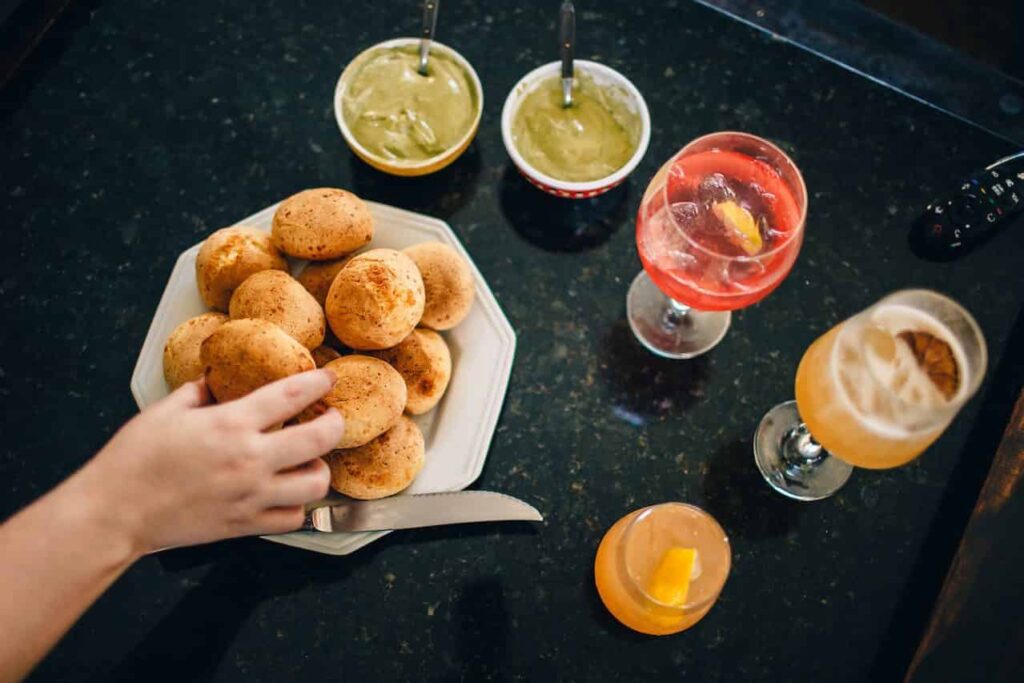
[303,491,543,533]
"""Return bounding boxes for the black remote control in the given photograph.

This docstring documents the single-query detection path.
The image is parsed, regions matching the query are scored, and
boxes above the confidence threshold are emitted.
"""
[911,151,1024,260]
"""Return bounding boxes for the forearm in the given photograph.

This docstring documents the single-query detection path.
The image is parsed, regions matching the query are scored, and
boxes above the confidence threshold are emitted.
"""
[0,464,139,683]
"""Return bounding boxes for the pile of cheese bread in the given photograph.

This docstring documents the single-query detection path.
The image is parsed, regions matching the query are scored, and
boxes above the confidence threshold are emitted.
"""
[162,188,474,500]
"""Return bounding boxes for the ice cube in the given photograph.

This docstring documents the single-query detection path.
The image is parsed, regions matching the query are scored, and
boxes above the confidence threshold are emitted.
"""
[728,258,768,289]
[763,224,786,246]
[663,249,699,275]
[643,209,697,271]
[669,201,701,229]
[750,182,776,206]
[697,173,736,205]
[839,369,863,409]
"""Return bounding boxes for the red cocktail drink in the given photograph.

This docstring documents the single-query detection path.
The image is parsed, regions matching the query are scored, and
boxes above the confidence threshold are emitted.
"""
[627,132,807,358]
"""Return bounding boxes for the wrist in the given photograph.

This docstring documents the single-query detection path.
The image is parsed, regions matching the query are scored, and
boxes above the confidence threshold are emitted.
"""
[60,461,146,566]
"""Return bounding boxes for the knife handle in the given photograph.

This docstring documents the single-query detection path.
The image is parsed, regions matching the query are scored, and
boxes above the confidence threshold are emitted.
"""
[559,1,575,81]
[419,0,440,74]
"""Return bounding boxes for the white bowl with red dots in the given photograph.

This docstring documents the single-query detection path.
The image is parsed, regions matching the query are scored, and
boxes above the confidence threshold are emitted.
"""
[501,60,651,199]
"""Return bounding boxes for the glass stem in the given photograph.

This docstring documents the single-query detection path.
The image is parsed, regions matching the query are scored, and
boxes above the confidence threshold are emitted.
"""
[662,299,692,328]
[781,422,827,475]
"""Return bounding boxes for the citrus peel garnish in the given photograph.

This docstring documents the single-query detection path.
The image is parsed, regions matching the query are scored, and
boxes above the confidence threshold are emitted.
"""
[896,330,960,400]
[647,547,698,607]
[712,200,762,255]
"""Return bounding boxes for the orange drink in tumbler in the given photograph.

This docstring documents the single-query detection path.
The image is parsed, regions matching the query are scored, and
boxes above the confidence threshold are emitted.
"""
[594,503,730,635]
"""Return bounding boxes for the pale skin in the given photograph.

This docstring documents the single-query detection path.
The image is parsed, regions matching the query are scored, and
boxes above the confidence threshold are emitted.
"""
[0,369,345,683]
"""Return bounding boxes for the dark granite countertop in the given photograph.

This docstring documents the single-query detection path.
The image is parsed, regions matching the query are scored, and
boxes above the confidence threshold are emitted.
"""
[2,1,1023,681]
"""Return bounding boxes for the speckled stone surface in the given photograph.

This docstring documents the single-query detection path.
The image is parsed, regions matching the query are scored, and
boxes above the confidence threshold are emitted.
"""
[2,1,1023,682]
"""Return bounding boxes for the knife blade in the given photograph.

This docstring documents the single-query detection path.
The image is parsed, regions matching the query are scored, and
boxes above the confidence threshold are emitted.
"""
[304,491,543,533]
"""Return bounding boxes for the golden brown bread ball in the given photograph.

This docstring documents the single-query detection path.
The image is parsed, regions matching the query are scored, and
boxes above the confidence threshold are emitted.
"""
[162,312,229,390]
[325,249,425,350]
[312,345,342,368]
[200,319,315,403]
[228,270,325,350]
[325,416,425,499]
[195,226,288,311]
[403,242,474,330]
[369,329,452,415]
[297,258,350,308]
[271,188,373,260]
[297,355,406,448]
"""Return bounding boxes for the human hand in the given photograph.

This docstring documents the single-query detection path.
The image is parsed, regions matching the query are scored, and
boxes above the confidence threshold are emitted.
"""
[75,369,344,555]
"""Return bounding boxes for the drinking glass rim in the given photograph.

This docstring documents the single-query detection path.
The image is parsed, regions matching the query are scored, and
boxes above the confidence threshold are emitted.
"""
[618,502,731,613]
[832,288,988,420]
[655,131,808,262]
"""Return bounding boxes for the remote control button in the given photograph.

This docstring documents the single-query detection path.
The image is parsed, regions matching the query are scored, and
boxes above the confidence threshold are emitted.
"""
[1002,189,1022,210]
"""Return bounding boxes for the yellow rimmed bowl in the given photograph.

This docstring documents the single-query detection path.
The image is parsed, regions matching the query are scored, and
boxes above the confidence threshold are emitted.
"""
[334,38,483,177]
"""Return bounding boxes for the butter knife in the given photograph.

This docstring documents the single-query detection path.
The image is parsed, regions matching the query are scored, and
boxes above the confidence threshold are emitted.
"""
[303,491,543,533]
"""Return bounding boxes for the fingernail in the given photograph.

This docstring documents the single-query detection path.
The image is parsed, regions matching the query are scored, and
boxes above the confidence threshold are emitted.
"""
[320,368,337,384]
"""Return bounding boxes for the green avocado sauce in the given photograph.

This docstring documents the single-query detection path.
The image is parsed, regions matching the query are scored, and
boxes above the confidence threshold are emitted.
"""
[342,46,477,161]
[511,71,640,183]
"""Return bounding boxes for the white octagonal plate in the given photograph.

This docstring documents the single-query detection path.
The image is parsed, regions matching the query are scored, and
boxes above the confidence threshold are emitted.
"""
[131,201,516,555]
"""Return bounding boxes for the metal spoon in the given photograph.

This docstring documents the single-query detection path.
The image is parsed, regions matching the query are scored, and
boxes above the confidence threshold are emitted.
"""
[560,0,576,107]
[418,0,440,76]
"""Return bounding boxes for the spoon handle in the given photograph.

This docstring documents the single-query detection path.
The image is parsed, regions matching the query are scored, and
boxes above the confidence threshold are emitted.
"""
[419,0,440,75]
[559,1,575,106]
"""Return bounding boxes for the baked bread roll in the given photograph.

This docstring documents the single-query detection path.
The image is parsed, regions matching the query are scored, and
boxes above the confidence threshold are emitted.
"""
[403,242,474,330]
[298,355,405,448]
[325,416,425,499]
[200,318,315,403]
[297,258,349,308]
[228,270,325,350]
[311,345,342,368]
[162,312,229,390]
[271,188,373,260]
[195,226,287,311]
[325,249,425,350]
[369,329,451,414]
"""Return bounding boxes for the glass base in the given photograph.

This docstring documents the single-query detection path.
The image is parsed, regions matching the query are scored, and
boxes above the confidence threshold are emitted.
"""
[626,271,731,359]
[753,400,853,501]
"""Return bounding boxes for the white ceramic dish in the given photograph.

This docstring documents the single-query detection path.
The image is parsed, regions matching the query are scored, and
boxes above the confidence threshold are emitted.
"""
[501,60,651,199]
[131,201,516,555]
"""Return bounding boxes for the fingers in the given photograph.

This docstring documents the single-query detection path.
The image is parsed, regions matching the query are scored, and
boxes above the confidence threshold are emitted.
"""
[262,458,332,508]
[263,409,345,470]
[158,378,211,411]
[231,369,336,429]
[251,506,308,535]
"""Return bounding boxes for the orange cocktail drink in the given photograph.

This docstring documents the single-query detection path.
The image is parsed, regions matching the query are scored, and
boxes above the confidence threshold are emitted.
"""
[755,289,987,500]
[594,503,730,635]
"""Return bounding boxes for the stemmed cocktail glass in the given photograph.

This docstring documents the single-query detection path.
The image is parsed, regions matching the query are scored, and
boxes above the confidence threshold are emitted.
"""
[629,131,806,358]
[754,289,987,500]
